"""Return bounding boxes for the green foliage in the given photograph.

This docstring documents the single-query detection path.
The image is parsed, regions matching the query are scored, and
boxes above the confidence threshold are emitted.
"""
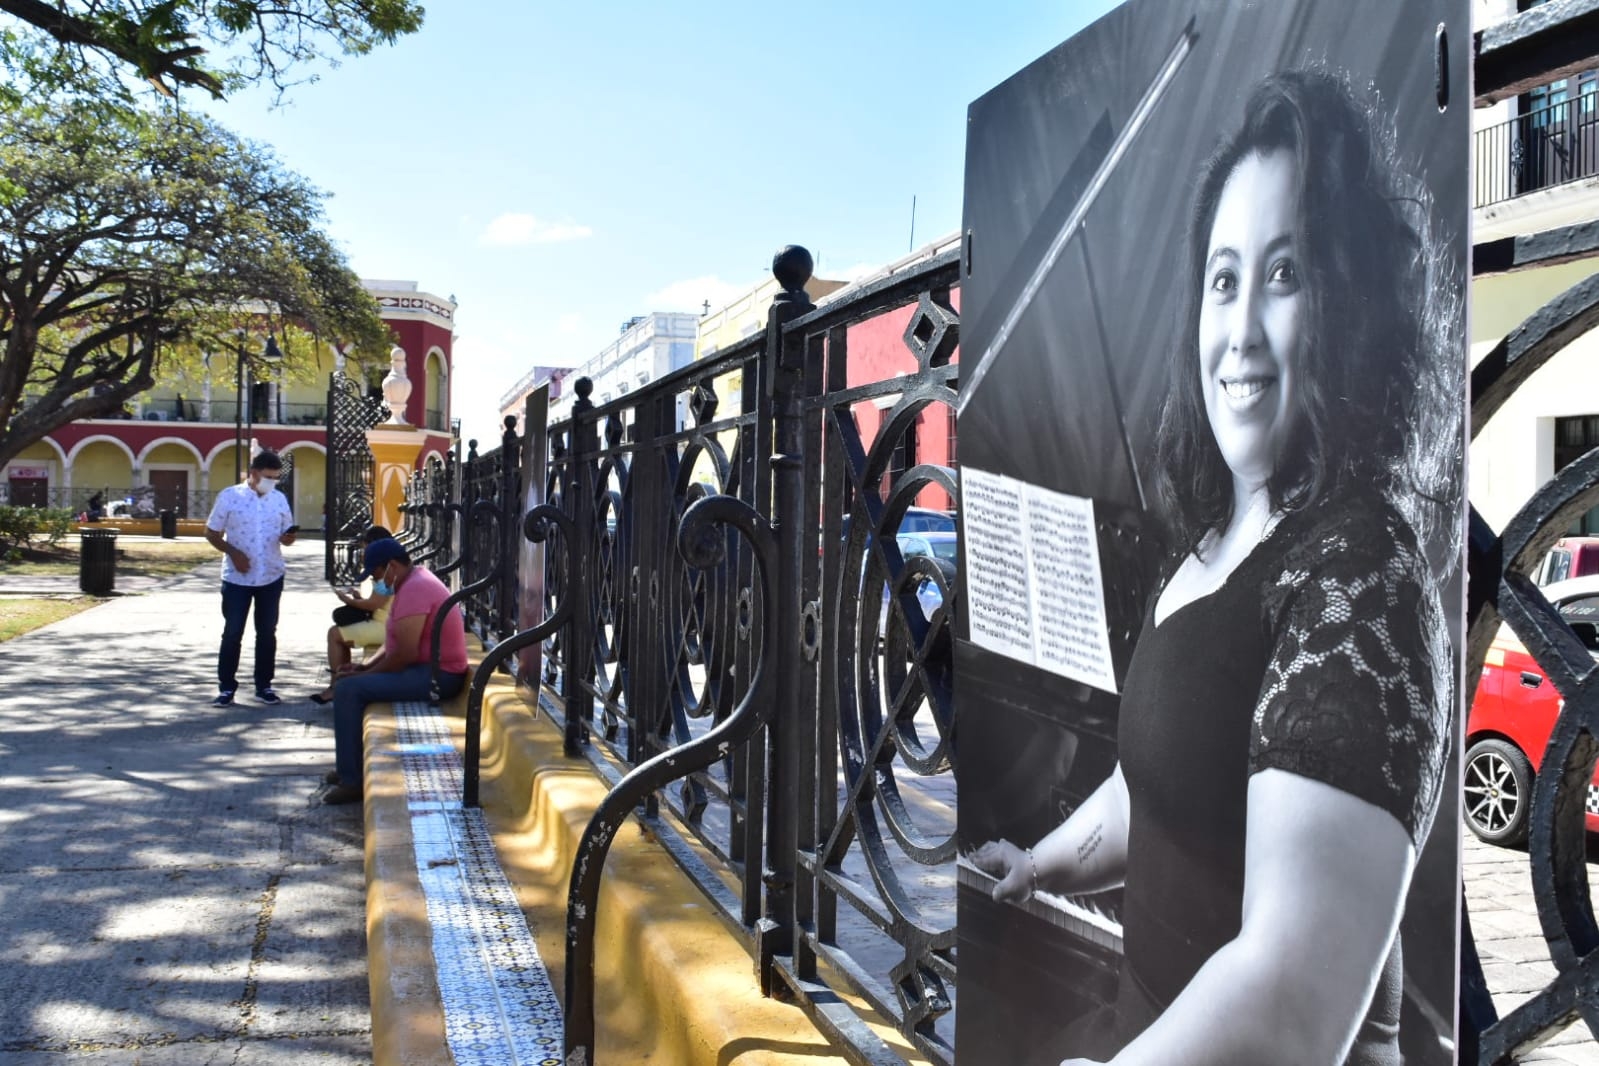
[0,504,29,553]
[0,99,391,468]
[0,0,424,101]
[0,505,70,553]
[36,507,73,546]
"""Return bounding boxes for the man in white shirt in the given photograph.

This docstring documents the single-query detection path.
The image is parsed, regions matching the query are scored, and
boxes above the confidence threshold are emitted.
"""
[205,449,297,706]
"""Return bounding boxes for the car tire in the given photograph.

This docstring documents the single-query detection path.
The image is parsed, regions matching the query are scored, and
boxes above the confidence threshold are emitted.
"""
[1464,738,1533,847]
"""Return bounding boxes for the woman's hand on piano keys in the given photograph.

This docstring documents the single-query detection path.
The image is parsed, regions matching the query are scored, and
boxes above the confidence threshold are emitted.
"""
[970,839,1035,902]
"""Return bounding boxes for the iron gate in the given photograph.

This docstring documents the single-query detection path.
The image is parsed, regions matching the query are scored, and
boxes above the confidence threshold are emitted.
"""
[324,371,388,584]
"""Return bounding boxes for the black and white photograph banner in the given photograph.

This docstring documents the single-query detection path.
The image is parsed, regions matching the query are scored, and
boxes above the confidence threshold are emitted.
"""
[953,1,1469,1063]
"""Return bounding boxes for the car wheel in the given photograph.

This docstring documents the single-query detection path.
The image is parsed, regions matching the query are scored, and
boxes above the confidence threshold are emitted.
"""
[1464,738,1533,847]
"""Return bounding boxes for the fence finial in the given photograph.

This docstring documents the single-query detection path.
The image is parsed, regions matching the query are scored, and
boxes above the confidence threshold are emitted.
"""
[772,245,813,299]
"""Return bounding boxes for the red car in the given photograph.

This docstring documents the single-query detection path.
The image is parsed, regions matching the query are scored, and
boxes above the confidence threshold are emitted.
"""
[1464,575,1599,846]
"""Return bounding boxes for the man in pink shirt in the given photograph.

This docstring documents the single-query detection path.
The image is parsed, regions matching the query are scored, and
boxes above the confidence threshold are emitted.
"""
[324,537,468,804]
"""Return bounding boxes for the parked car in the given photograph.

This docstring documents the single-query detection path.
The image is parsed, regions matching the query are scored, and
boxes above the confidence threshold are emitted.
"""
[840,506,955,548]
[1532,536,1599,585]
[1465,574,1599,846]
[879,531,958,639]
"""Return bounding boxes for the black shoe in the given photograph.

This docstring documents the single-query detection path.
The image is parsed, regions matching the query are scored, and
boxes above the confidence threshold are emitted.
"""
[322,783,362,805]
[211,690,235,707]
[309,692,333,705]
[323,769,341,785]
[254,688,282,705]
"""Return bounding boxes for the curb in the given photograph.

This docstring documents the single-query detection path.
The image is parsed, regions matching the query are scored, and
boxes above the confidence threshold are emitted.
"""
[362,668,855,1064]
[364,704,453,1066]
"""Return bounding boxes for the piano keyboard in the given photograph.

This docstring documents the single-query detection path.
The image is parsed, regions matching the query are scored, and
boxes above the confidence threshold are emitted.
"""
[957,856,1125,956]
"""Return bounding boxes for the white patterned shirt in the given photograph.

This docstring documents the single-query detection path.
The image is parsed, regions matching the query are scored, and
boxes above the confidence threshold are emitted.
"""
[206,481,293,586]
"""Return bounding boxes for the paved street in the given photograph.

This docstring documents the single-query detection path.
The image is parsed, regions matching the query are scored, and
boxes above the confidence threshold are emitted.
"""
[1465,830,1599,1065]
[0,540,369,1065]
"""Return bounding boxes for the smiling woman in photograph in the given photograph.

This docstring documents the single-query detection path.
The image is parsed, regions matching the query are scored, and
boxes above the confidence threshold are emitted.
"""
[972,69,1460,1066]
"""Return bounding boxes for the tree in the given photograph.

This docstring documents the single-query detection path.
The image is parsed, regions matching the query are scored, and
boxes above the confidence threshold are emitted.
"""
[0,0,423,100]
[0,99,392,469]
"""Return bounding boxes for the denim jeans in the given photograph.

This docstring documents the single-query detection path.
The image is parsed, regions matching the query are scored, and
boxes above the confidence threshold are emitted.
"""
[332,664,467,786]
[218,577,284,693]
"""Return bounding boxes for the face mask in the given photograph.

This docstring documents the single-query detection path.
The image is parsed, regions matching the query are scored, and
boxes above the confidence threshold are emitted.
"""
[254,477,278,496]
[372,567,394,597]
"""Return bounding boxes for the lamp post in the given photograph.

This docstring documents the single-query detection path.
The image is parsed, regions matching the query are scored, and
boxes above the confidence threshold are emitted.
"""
[234,333,284,481]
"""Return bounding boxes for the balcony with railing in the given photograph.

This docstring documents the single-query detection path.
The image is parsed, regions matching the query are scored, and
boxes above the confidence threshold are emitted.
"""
[1476,98,1599,209]
[107,399,328,426]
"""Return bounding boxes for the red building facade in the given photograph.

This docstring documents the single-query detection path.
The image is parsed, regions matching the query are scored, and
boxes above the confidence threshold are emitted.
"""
[4,281,457,530]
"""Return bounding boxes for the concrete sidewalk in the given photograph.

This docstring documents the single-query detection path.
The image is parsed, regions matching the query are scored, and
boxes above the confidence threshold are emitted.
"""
[0,541,369,1064]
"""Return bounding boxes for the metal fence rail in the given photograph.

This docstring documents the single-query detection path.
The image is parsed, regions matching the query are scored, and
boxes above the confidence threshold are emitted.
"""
[0,485,221,518]
[547,246,962,1064]
[1475,97,1599,209]
[376,231,1599,1064]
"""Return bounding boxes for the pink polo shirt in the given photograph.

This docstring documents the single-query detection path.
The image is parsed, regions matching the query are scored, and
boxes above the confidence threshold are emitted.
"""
[385,566,468,673]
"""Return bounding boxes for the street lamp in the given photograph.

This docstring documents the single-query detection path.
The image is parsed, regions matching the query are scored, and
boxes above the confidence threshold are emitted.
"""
[235,333,284,481]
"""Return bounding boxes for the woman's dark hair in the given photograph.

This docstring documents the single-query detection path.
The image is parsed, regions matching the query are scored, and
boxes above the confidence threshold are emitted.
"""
[1151,69,1459,555]
[362,524,392,544]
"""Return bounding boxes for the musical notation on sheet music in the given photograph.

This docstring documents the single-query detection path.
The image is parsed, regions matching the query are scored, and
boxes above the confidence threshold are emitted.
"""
[957,857,1124,956]
[962,465,1119,694]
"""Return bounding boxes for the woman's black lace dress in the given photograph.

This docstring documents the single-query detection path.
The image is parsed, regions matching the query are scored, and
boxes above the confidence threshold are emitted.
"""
[1098,488,1452,1064]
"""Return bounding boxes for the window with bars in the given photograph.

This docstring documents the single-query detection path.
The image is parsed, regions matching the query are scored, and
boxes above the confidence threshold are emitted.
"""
[1555,415,1599,534]
[889,413,918,486]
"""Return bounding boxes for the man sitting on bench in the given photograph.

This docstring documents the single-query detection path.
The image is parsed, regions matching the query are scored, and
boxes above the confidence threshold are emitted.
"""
[323,537,469,805]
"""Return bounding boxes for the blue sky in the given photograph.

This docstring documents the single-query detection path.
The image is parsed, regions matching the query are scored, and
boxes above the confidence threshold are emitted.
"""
[199,1,1122,445]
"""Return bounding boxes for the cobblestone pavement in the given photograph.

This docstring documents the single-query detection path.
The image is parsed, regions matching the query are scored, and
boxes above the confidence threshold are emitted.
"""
[0,541,369,1064]
[1465,830,1599,1064]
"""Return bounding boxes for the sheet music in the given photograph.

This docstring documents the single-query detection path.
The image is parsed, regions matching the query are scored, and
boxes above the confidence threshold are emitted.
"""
[962,466,1118,694]
[962,467,1036,664]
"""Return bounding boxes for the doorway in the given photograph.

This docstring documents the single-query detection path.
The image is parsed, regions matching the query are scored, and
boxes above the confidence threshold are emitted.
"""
[7,477,46,508]
[148,470,189,517]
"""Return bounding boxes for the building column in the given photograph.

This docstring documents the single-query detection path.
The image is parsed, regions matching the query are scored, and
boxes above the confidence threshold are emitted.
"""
[202,354,214,421]
[367,425,423,532]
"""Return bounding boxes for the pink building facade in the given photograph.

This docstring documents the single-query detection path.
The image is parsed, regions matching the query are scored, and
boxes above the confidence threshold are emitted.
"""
[4,281,457,531]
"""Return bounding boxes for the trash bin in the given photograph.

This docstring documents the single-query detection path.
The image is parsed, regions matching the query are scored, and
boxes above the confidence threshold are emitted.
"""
[80,528,117,596]
[159,509,177,539]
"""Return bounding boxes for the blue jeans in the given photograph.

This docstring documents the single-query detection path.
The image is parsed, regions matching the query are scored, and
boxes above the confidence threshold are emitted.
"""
[218,578,284,693]
[333,664,467,786]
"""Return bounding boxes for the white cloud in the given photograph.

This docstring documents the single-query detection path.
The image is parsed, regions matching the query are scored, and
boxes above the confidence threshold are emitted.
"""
[556,313,583,335]
[477,212,593,247]
[645,275,746,314]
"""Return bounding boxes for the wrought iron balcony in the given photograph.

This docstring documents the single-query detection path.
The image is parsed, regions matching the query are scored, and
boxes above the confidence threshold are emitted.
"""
[1476,98,1599,209]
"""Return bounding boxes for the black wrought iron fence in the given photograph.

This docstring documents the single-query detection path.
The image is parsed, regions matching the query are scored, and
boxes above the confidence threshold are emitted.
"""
[399,241,1599,1064]
[396,450,458,570]
[325,371,389,584]
[540,245,962,1064]
[0,485,223,519]
[456,419,524,644]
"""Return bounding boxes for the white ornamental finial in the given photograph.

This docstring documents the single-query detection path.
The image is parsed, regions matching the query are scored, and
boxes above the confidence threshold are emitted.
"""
[382,345,412,424]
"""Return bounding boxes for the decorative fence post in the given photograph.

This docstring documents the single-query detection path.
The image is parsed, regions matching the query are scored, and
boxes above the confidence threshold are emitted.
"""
[757,245,818,988]
[565,378,598,756]
[499,414,522,640]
